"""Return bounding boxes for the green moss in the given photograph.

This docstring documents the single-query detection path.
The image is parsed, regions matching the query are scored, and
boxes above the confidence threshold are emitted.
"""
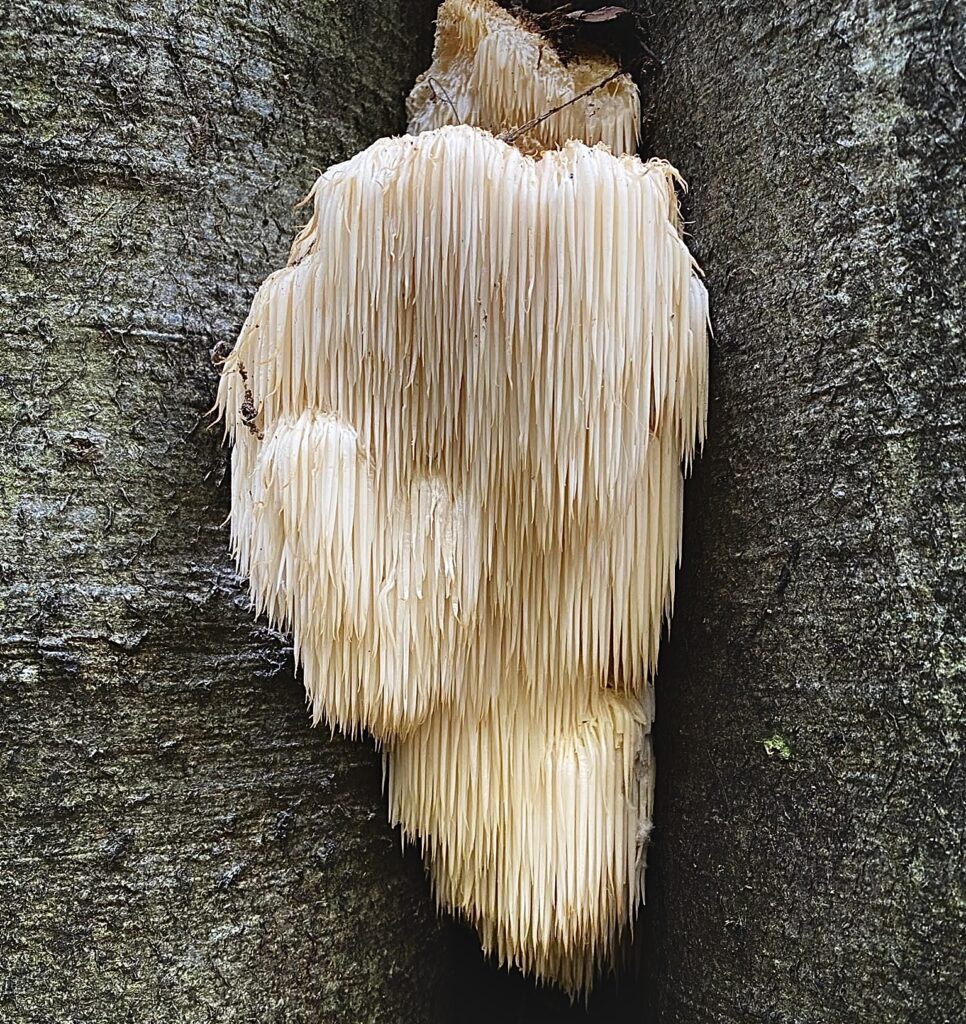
[762,733,792,761]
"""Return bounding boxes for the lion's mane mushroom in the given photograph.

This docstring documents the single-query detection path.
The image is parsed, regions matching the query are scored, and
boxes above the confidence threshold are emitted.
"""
[217,0,708,997]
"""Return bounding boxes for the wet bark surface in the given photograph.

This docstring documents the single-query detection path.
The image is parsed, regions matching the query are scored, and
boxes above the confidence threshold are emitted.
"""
[0,2,453,1021]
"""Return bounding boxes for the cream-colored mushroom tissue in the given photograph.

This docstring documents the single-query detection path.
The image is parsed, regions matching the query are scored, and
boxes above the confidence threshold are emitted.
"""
[217,0,708,996]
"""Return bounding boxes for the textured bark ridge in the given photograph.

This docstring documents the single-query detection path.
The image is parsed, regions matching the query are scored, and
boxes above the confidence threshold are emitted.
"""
[0,2,454,1021]
[641,2,965,1022]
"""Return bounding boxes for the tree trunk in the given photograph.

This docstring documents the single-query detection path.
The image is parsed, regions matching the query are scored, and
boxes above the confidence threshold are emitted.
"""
[3,2,962,1023]
[640,2,965,1022]
[0,2,455,1021]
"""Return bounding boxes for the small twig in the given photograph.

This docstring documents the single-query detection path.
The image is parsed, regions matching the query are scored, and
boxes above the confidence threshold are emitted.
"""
[498,66,626,145]
[427,76,461,124]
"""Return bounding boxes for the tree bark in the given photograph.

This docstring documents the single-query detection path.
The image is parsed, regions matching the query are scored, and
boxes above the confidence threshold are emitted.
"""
[3,2,962,1023]
[0,2,455,1021]
[640,2,965,1022]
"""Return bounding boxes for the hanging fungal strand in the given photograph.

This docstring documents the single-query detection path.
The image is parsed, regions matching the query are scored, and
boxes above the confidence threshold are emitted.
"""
[217,0,708,997]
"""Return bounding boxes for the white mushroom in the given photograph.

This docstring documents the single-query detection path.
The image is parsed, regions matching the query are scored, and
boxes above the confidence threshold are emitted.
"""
[217,0,708,996]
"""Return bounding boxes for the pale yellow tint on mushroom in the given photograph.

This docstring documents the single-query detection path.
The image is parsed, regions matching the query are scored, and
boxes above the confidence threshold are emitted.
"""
[217,0,708,997]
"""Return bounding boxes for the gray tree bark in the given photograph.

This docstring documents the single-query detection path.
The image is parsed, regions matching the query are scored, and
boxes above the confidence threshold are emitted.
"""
[639,2,965,1023]
[2,2,962,1023]
[0,2,457,1021]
